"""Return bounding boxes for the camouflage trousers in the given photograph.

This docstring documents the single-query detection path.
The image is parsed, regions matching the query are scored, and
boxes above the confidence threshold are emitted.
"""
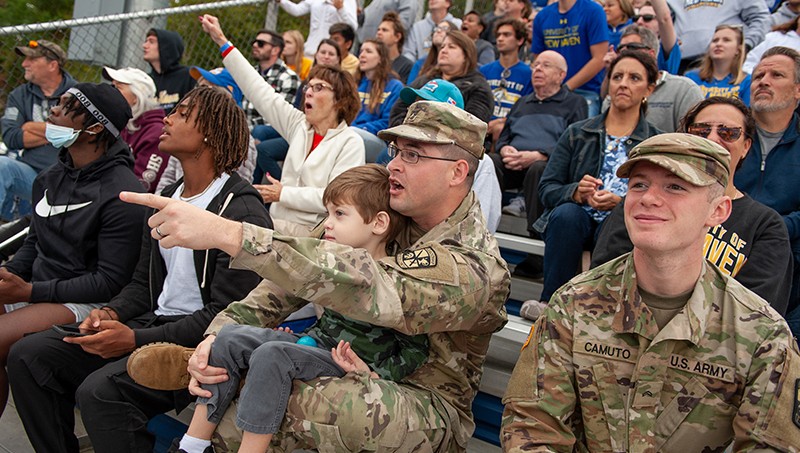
[210,371,456,453]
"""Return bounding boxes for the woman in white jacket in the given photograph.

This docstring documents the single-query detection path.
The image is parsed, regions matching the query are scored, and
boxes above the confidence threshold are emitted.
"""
[201,15,365,232]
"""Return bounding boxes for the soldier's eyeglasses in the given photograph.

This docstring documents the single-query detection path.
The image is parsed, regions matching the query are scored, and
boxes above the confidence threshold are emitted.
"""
[388,143,459,164]
[687,123,743,142]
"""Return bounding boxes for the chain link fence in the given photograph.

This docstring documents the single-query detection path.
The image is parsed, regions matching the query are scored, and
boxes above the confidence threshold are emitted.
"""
[0,0,493,119]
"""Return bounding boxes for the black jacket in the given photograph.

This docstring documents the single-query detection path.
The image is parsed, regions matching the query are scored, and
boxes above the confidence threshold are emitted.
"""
[5,138,146,303]
[389,69,494,127]
[106,173,272,348]
[149,29,196,114]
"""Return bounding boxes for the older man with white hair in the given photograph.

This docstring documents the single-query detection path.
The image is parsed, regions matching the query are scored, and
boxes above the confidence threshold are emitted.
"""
[491,50,588,280]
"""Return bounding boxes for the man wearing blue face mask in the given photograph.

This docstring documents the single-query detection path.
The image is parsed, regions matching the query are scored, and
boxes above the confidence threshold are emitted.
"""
[0,40,77,221]
[0,83,146,417]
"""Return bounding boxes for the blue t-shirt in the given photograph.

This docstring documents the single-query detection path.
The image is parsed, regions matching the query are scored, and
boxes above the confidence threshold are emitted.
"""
[685,71,751,106]
[352,77,404,135]
[479,60,534,120]
[531,0,609,93]
[608,18,633,49]
[658,38,681,74]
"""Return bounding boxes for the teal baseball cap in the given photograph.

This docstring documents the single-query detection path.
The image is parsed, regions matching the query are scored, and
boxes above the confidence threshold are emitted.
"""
[400,79,464,109]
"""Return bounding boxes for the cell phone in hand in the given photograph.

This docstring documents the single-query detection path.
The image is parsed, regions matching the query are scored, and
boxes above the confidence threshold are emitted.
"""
[52,324,100,337]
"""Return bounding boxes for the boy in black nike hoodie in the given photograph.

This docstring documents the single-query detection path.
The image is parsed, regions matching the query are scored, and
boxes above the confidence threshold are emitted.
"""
[7,86,272,453]
[0,83,146,416]
[143,28,197,114]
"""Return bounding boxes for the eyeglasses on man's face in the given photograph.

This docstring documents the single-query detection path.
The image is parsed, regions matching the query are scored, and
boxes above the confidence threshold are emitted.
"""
[632,14,655,22]
[687,123,744,142]
[388,142,459,164]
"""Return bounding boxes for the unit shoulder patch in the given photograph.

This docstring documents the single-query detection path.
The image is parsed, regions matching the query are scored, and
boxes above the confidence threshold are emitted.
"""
[396,247,438,269]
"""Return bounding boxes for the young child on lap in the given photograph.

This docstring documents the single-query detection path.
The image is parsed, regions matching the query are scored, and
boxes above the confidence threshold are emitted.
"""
[170,164,429,453]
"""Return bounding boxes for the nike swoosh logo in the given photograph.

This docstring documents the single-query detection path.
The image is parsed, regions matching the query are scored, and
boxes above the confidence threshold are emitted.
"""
[35,190,92,217]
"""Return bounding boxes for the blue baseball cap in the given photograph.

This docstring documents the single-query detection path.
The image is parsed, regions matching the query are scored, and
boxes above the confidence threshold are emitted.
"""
[400,79,464,109]
[190,66,243,107]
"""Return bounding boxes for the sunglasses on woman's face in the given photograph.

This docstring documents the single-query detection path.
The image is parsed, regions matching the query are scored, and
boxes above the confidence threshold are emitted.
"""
[687,123,743,142]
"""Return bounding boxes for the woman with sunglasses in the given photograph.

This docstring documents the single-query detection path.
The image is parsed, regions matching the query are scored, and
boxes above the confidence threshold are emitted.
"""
[352,38,403,163]
[201,15,363,232]
[407,20,457,85]
[391,30,493,127]
[519,50,661,321]
[743,15,800,74]
[686,25,751,106]
[591,96,793,314]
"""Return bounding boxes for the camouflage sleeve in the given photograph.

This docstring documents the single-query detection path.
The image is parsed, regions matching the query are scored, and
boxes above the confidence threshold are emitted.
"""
[205,278,312,336]
[230,223,506,336]
[501,291,578,453]
[736,334,800,451]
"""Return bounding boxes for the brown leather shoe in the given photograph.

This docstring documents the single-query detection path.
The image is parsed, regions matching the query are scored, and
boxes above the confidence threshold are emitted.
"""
[127,342,194,390]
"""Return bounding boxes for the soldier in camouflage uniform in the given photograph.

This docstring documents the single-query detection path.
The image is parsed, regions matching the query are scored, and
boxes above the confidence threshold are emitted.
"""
[502,133,800,453]
[124,98,511,453]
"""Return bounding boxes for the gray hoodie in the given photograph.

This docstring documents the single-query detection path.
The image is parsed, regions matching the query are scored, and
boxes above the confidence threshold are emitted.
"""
[402,12,462,62]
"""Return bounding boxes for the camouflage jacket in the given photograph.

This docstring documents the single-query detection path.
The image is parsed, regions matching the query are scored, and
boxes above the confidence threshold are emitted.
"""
[208,191,511,449]
[502,254,800,453]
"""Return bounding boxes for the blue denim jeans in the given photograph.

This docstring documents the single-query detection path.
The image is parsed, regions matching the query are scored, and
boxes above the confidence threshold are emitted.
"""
[541,203,601,302]
[252,125,289,184]
[199,324,344,435]
[573,89,601,118]
[0,156,37,221]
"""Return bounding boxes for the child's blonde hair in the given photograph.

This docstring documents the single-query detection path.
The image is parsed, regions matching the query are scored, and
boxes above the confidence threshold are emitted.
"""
[323,164,407,243]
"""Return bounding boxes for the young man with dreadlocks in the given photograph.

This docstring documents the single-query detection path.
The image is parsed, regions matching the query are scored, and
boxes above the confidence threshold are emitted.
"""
[6,85,273,453]
[0,82,145,419]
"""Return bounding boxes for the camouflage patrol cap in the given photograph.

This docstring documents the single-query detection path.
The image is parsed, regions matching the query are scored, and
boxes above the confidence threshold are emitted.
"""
[377,100,487,159]
[15,40,67,67]
[617,133,730,187]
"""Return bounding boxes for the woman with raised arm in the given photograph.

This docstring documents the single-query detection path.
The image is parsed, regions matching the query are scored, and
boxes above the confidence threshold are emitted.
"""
[202,14,364,232]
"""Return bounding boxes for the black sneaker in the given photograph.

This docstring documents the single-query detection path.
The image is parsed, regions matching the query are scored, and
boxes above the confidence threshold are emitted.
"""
[167,438,215,453]
[512,254,543,280]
